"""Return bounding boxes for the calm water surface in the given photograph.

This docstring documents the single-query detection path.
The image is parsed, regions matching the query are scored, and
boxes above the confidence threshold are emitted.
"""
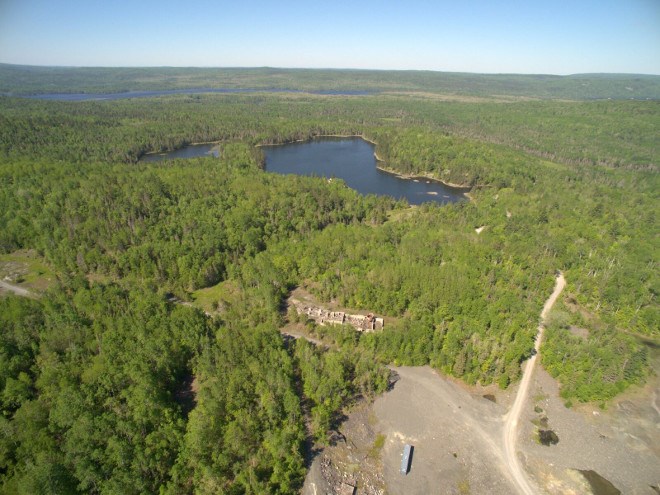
[263,137,467,205]
[139,137,468,205]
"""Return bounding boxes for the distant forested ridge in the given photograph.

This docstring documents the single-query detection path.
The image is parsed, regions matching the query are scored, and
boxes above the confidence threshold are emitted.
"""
[1,64,660,100]
[0,72,657,493]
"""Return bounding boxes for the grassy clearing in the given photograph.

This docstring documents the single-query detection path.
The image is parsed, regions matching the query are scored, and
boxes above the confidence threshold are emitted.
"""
[368,433,386,460]
[191,280,238,314]
[0,249,54,292]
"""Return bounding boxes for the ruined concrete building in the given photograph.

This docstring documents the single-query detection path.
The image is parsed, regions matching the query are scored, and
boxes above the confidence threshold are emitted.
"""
[291,299,384,332]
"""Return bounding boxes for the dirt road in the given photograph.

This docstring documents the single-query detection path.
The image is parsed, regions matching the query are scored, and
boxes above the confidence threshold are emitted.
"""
[0,280,33,298]
[502,272,566,495]
[280,330,327,348]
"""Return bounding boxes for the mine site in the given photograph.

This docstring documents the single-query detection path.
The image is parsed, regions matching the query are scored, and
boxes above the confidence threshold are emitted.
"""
[298,278,660,495]
[302,362,659,495]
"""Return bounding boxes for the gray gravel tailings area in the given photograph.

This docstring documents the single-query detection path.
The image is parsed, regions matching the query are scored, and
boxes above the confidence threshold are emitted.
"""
[374,366,516,494]
[304,363,659,494]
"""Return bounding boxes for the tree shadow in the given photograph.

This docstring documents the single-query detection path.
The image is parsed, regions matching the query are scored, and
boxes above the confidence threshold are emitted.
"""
[387,369,401,392]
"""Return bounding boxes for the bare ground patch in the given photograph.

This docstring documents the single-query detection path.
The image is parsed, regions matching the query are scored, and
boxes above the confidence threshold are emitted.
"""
[303,401,386,495]
[304,366,516,495]
[519,365,660,494]
[303,363,659,494]
[0,249,54,295]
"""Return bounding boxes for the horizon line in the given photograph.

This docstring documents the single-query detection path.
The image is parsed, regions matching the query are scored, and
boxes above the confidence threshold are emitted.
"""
[1,62,659,78]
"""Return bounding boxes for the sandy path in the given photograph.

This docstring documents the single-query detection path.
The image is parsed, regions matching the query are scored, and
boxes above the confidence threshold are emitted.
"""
[0,280,33,297]
[503,272,565,495]
[280,330,327,348]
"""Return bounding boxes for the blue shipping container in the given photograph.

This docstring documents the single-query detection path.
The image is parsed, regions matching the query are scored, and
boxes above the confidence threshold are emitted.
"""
[400,444,413,475]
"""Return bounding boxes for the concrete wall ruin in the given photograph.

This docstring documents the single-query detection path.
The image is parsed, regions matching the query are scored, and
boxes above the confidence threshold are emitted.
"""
[291,299,384,332]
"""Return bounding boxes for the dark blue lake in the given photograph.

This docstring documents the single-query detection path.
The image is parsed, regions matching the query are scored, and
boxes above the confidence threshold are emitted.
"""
[262,137,468,205]
[139,137,468,205]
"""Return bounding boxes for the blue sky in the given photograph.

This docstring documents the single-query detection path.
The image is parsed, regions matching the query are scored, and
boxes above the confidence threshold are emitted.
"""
[0,0,658,74]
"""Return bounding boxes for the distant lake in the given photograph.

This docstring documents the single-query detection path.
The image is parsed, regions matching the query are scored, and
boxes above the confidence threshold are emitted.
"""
[262,137,468,205]
[24,88,374,101]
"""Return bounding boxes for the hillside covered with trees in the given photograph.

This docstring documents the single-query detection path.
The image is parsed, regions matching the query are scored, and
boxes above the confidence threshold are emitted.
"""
[0,71,657,493]
[2,64,660,100]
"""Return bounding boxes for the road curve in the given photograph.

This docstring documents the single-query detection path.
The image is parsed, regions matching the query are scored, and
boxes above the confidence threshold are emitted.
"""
[503,272,566,495]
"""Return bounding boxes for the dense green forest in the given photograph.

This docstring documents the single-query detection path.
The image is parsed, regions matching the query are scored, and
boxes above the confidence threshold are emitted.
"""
[0,74,657,493]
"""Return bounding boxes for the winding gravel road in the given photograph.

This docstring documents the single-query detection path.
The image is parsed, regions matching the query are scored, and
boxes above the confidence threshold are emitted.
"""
[502,272,566,495]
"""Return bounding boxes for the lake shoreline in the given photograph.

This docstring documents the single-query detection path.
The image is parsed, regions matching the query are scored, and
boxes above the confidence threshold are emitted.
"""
[374,163,471,191]
[141,135,472,203]
[259,135,473,192]
[256,134,379,148]
[263,135,468,206]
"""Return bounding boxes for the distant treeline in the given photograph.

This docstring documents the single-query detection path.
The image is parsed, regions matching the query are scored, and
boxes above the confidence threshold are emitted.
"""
[2,64,660,100]
[1,94,657,170]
